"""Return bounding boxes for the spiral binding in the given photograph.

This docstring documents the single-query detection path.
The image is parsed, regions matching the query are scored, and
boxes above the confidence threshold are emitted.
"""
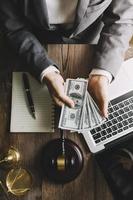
[51,102,56,131]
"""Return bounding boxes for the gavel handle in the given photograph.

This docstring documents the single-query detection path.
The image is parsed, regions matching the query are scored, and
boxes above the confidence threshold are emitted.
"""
[60,129,65,155]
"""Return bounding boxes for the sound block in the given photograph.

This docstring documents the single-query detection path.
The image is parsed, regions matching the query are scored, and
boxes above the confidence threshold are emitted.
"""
[42,139,84,183]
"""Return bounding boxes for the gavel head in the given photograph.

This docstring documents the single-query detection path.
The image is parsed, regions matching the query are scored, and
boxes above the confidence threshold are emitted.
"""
[51,154,76,171]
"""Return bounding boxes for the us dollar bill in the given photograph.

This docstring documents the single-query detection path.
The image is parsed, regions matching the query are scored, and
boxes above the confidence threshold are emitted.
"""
[59,78,88,131]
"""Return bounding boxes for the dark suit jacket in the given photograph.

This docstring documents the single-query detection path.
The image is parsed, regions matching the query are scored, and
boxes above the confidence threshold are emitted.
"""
[0,0,133,80]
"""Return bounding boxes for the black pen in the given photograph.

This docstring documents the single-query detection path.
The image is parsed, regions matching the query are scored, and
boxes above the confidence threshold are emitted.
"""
[22,73,36,119]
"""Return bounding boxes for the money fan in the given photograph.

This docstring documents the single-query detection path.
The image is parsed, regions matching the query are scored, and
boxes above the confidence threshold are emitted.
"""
[59,78,105,132]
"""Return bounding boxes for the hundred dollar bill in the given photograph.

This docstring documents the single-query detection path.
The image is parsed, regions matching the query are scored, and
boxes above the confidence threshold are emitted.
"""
[59,78,88,131]
[78,92,106,133]
[78,96,91,132]
[88,93,106,127]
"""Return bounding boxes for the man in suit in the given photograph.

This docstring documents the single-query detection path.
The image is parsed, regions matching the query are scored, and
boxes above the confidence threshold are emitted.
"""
[0,0,133,117]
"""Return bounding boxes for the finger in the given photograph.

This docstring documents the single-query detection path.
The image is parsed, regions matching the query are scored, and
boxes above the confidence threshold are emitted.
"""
[89,91,108,118]
[53,96,64,107]
[100,98,109,118]
[53,95,74,108]
[58,94,74,108]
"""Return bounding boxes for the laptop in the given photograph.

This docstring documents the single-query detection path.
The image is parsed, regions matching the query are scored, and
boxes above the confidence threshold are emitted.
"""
[82,58,133,153]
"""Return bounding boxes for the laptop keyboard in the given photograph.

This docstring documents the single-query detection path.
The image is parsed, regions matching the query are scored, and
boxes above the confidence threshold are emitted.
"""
[90,91,133,144]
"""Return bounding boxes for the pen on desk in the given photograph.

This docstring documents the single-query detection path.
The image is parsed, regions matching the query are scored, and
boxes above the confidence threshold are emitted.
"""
[22,73,36,119]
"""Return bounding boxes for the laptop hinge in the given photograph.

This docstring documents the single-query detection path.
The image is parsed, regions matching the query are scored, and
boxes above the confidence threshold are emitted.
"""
[104,131,133,150]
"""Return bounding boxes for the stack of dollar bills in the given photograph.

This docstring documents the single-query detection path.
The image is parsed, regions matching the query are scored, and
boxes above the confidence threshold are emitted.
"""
[59,78,105,133]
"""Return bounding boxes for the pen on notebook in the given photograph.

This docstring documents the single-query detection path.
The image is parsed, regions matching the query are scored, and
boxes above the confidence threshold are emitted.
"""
[22,73,36,119]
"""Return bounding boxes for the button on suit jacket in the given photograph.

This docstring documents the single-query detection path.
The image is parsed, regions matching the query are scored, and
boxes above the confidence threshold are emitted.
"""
[0,0,133,80]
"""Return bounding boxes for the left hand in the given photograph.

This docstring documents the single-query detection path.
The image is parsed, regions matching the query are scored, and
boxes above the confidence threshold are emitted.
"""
[88,75,109,118]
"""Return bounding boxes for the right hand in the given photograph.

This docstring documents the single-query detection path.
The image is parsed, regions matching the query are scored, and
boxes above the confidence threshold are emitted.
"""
[88,75,109,118]
[43,71,74,108]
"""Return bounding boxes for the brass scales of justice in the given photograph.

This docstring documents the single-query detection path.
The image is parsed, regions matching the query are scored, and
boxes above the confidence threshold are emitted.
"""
[0,147,32,199]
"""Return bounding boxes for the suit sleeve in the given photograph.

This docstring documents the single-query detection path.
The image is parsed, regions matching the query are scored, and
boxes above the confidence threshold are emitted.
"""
[93,0,133,79]
[0,0,56,81]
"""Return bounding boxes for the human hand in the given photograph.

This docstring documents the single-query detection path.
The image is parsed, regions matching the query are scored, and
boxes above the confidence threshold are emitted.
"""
[88,75,109,118]
[43,71,74,108]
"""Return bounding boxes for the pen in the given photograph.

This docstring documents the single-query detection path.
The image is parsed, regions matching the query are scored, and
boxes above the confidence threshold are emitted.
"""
[22,73,36,119]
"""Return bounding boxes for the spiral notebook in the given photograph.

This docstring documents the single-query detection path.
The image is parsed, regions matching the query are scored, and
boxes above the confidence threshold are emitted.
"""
[10,72,55,133]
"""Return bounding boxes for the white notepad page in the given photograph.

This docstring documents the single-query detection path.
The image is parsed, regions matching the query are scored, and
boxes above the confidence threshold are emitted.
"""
[10,72,54,132]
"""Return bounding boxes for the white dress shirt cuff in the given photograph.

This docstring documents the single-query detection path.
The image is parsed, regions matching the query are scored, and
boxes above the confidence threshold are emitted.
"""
[89,69,113,84]
[40,65,60,83]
